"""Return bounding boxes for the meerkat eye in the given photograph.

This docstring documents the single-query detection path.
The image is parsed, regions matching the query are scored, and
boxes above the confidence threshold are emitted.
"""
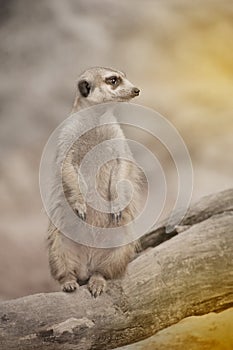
[110,76,117,85]
[105,76,120,86]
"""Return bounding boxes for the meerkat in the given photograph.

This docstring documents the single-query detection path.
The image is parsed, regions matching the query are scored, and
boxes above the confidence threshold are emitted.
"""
[47,67,143,297]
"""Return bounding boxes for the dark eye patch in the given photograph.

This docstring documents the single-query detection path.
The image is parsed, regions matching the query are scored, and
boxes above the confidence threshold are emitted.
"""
[105,75,121,87]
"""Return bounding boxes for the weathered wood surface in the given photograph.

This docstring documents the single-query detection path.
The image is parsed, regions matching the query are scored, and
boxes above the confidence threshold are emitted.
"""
[117,308,233,350]
[0,189,233,350]
[139,188,233,250]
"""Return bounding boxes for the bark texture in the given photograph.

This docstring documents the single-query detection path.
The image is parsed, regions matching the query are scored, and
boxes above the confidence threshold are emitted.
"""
[0,189,233,350]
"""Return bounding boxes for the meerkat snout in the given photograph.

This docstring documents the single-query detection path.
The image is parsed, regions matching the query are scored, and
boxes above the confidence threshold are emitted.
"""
[132,87,140,96]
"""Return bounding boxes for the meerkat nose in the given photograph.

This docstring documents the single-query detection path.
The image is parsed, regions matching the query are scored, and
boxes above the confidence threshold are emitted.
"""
[132,87,140,96]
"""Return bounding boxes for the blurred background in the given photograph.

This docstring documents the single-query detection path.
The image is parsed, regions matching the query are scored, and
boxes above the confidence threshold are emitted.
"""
[0,0,232,300]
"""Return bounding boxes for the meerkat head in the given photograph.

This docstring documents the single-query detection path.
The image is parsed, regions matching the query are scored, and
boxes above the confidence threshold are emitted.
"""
[73,67,140,110]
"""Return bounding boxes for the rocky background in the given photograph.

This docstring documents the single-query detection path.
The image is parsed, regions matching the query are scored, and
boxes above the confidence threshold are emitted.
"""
[0,1,232,348]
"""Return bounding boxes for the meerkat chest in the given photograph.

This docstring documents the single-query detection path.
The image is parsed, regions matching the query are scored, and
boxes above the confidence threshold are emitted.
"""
[72,123,127,165]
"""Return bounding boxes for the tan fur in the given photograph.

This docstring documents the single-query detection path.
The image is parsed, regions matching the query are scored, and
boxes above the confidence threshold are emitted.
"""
[47,67,142,296]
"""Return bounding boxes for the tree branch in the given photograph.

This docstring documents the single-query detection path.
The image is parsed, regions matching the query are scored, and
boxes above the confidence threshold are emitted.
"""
[139,188,233,251]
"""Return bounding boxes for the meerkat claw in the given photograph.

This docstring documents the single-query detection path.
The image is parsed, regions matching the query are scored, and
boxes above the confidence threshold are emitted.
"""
[74,202,87,221]
[76,210,86,221]
[88,274,106,297]
[111,212,122,224]
[62,281,78,293]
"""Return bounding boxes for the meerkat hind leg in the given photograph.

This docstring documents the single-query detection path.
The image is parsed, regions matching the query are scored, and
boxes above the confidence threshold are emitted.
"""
[48,225,79,293]
[88,273,106,297]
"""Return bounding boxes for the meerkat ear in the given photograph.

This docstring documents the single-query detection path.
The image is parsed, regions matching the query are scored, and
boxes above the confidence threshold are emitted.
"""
[78,80,91,97]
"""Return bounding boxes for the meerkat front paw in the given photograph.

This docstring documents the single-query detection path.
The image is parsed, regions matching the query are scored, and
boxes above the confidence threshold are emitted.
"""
[74,201,87,221]
[62,280,79,293]
[88,273,106,298]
